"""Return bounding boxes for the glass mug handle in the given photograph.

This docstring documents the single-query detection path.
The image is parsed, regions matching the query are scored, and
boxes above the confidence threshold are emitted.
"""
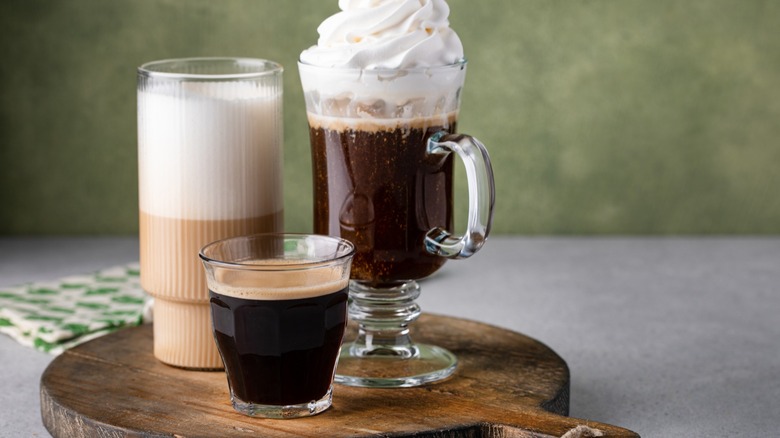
[425,132,496,259]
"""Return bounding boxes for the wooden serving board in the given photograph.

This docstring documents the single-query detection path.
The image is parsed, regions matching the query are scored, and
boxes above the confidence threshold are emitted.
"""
[40,314,639,437]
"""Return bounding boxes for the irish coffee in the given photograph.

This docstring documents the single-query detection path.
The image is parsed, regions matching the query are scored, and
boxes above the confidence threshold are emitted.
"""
[209,284,348,406]
[310,115,456,284]
[298,1,495,387]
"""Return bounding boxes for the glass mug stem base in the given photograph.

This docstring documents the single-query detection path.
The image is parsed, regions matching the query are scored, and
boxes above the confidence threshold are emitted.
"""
[230,387,333,418]
[335,280,458,388]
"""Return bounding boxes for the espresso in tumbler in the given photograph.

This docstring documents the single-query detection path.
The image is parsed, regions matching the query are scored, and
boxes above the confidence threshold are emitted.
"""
[137,58,283,369]
[200,234,355,417]
[209,284,348,406]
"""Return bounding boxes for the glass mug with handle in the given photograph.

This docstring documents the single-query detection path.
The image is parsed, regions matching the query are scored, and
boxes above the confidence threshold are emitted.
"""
[299,59,495,387]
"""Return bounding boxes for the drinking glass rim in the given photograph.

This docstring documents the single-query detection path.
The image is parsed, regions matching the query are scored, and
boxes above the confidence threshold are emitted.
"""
[297,57,467,74]
[138,57,283,80]
[199,233,356,271]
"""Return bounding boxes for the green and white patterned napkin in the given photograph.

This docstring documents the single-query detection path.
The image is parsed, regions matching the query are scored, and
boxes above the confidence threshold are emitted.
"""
[0,263,150,355]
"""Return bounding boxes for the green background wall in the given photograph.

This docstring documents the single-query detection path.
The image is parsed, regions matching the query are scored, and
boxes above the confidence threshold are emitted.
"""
[1,0,778,235]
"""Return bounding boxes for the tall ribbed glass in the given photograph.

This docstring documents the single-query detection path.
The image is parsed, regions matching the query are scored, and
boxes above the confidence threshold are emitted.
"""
[137,58,284,369]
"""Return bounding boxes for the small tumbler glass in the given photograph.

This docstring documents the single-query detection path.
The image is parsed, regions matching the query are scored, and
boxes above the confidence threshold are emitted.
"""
[199,234,355,418]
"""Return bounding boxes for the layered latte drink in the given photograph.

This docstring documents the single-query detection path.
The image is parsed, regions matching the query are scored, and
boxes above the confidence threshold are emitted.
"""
[138,59,283,369]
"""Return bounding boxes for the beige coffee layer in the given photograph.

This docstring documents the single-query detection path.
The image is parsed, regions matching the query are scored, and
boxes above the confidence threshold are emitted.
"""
[153,298,222,369]
[139,210,283,303]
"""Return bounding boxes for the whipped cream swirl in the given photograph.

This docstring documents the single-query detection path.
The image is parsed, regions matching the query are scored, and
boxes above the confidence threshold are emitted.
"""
[300,0,464,69]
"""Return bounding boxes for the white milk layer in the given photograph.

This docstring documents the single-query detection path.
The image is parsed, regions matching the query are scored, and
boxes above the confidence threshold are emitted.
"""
[138,81,283,220]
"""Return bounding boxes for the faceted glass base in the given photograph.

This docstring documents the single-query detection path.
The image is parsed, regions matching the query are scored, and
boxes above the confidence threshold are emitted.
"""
[230,387,333,418]
[335,343,457,388]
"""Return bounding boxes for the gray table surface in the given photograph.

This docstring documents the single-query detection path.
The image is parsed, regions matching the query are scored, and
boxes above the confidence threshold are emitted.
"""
[1,236,778,437]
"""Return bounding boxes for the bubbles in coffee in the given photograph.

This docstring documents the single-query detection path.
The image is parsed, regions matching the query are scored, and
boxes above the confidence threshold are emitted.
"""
[309,112,456,283]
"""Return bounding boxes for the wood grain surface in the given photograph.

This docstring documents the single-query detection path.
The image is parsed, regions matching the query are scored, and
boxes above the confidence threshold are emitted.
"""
[40,314,639,437]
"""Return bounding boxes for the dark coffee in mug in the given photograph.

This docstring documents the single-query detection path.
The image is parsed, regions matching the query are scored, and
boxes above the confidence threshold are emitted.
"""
[299,57,494,388]
[209,272,348,406]
[309,113,457,284]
